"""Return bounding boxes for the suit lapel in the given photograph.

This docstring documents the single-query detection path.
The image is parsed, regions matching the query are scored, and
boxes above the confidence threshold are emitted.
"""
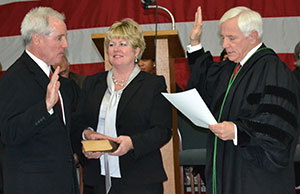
[23,52,49,92]
[23,52,66,126]
[117,72,144,120]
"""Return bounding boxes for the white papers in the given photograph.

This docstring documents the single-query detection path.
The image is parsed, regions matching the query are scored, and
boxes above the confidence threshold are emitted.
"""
[162,88,217,128]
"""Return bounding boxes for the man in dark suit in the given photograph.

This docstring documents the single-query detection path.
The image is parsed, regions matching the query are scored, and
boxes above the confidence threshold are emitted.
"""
[0,7,79,194]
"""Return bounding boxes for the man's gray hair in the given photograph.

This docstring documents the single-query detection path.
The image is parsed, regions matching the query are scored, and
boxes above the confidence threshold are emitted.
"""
[219,6,263,41]
[21,7,65,47]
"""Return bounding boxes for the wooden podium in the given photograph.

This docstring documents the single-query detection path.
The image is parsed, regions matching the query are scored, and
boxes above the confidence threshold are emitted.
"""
[92,30,185,194]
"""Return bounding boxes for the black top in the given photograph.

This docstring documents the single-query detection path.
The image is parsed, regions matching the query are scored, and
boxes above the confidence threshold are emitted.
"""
[72,70,172,187]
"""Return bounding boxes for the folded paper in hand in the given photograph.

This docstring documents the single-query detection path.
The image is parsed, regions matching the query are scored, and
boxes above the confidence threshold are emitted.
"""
[162,88,217,128]
[81,140,119,152]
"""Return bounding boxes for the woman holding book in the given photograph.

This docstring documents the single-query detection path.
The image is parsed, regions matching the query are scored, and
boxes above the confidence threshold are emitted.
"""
[72,18,172,194]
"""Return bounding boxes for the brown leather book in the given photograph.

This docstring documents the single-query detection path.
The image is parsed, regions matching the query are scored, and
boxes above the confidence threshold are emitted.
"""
[81,140,119,152]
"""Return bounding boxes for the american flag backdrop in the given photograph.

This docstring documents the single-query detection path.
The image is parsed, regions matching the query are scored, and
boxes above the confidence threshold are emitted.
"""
[0,0,300,89]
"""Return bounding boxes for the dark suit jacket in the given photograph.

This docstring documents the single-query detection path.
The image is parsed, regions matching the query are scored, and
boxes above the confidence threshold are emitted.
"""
[73,71,172,187]
[0,52,79,194]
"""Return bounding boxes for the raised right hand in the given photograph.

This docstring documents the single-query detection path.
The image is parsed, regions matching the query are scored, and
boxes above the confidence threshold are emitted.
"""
[190,6,203,46]
[46,66,60,111]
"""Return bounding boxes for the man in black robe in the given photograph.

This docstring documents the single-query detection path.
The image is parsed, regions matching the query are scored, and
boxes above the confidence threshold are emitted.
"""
[186,6,300,194]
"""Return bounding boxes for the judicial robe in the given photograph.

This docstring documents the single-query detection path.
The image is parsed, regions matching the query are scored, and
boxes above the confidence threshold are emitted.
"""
[187,44,300,194]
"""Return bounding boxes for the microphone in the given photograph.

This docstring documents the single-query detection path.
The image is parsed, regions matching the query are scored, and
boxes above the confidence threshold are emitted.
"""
[141,2,176,30]
[141,0,156,9]
[141,0,156,4]
[141,0,176,74]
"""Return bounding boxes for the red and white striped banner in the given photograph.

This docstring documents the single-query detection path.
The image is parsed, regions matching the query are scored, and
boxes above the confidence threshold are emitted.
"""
[1,0,299,89]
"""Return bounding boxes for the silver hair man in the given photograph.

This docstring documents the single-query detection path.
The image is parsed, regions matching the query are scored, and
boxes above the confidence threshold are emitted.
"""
[219,6,263,41]
[21,7,65,47]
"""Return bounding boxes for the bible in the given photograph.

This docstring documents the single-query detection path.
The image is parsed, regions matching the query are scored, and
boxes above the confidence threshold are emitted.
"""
[81,140,119,152]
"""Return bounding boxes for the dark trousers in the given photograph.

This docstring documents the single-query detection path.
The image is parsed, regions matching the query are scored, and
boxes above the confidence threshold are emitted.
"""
[83,176,163,194]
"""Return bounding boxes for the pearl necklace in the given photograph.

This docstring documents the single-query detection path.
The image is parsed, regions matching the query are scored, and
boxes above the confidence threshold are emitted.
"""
[112,75,127,87]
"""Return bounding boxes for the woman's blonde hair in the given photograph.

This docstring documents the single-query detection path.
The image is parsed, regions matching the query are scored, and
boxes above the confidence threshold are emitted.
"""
[104,18,146,60]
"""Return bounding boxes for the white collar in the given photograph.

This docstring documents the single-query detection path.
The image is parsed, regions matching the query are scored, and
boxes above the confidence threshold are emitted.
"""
[26,50,51,77]
[240,43,262,66]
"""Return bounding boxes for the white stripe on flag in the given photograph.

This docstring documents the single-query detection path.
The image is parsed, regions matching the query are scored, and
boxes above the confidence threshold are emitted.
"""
[0,17,299,70]
[0,0,39,6]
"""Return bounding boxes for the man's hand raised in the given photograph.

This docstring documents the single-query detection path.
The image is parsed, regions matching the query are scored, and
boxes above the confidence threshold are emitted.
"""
[190,6,203,46]
[46,66,60,111]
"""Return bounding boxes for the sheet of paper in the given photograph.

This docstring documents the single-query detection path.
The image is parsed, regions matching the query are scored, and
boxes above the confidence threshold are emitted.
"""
[162,88,217,128]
